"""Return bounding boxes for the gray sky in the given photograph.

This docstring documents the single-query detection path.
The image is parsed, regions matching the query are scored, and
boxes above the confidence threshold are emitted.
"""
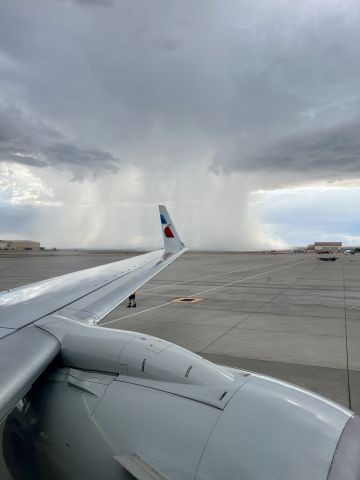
[1,0,360,249]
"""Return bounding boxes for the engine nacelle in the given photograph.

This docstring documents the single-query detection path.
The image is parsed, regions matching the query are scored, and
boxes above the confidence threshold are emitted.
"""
[35,316,237,388]
[3,318,360,479]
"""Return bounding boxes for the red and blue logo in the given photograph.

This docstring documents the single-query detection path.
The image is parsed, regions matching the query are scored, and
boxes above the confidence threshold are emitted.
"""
[160,213,174,238]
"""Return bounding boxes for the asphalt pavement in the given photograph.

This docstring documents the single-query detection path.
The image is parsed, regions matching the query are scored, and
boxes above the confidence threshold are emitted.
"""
[1,249,360,478]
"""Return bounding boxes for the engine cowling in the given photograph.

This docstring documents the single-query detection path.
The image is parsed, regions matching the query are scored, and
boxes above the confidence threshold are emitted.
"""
[3,320,360,479]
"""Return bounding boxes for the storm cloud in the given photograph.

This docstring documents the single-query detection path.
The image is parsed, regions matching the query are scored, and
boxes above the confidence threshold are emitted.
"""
[1,0,360,181]
[213,119,360,185]
[1,0,360,247]
[0,106,120,179]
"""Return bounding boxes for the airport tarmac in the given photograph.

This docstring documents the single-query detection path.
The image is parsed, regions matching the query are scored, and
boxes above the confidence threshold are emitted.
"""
[1,250,360,477]
[1,250,359,411]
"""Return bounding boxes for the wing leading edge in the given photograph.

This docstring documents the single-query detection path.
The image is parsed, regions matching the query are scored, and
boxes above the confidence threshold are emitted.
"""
[0,205,186,328]
[0,205,187,421]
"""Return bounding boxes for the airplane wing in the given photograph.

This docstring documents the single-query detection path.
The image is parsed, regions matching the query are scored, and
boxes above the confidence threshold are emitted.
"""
[0,205,187,421]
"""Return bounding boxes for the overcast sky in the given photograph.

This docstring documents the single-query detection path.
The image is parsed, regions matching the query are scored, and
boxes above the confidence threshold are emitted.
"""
[1,0,360,249]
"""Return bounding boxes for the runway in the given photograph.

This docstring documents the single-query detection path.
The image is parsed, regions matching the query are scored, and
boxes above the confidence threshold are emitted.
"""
[1,250,359,412]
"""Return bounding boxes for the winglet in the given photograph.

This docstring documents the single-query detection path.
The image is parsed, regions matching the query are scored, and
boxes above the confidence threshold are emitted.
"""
[159,205,185,253]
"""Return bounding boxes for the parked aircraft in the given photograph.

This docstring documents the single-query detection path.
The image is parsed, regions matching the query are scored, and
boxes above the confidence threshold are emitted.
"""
[0,206,359,480]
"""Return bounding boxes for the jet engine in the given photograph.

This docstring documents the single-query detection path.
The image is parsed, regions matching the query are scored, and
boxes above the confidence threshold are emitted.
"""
[3,320,360,480]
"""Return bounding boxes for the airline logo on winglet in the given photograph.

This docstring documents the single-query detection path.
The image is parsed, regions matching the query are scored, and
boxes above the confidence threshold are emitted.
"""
[160,213,174,238]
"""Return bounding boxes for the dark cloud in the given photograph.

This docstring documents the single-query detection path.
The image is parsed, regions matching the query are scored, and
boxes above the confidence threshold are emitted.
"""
[213,120,360,182]
[0,106,120,178]
[2,0,360,248]
[44,143,119,173]
[1,0,360,186]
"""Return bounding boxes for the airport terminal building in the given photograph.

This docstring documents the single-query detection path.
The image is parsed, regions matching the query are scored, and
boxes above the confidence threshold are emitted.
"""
[0,240,41,251]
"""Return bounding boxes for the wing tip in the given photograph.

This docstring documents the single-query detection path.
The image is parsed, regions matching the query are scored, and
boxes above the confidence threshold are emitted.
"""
[158,204,185,252]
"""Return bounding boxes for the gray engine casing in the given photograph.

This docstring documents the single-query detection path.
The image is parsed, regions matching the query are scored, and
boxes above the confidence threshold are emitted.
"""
[4,362,359,480]
[3,323,360,480]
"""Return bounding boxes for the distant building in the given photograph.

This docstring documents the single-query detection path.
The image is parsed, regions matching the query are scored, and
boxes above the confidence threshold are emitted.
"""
[314,242,342,252]
[0,240,41,251]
